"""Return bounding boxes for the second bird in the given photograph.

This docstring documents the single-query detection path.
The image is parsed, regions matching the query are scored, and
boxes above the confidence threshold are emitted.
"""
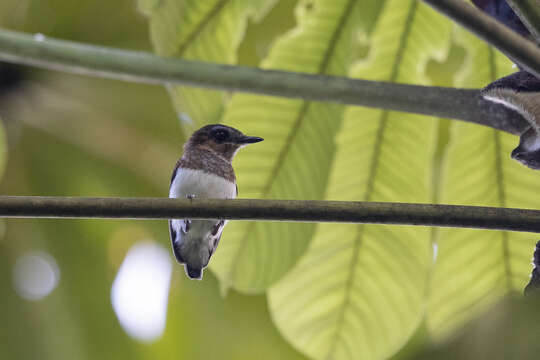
[169,124,263,280]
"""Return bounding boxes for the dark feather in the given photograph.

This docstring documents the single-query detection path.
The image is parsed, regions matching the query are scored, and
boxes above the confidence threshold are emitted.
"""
[169,220,185,264]
[483,70,540,94]
[211,220,224,236]
[170,160,181,185]
[525,240,540,296]
[211,233,222,256]
[186,266,202,280]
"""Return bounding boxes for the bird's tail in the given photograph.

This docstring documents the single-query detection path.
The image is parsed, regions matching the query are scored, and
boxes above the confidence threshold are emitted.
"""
[185,265,203,280]
[169,219,205,280]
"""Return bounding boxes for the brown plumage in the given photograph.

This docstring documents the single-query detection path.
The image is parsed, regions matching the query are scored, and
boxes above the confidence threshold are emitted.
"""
[172,147,236,183]
[168,124,263,280]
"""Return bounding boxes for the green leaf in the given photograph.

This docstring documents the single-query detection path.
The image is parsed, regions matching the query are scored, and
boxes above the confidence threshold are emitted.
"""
[419,297,540,360]
[426,28,540,339]
[209,0,382,293]
[136,0,159,17]
[267,2,452,359]
[138,0,278,132]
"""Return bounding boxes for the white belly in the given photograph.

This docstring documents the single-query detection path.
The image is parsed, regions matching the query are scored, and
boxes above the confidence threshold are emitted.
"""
[169,168,235,270]
[169,168,236,200]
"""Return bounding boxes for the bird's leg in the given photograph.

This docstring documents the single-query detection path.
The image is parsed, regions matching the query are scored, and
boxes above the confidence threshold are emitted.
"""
[183,219,191,233]
[182,194,196,233]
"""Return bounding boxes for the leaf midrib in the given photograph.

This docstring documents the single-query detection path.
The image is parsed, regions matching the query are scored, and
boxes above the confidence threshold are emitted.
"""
[488,46,512,291]
[326,2,419,358]
[176,0,230,56]
[259,0,359,198]
[228,0,360,287]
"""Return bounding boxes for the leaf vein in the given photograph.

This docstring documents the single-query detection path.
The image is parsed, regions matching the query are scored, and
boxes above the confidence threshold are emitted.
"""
[326,2,419,357]
[228,0,359,286]
[177,0,230,56]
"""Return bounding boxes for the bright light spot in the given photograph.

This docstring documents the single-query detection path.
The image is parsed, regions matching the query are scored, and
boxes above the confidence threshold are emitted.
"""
[34,33,45,42]
[432,243,439,262]
[111,242,172,343]
[512,63,518,69]
[179,113,192,125]
[13,251,60,301]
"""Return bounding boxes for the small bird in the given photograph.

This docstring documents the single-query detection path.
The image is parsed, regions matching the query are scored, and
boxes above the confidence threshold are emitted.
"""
[169,124,263,280]
[482,70,540,169]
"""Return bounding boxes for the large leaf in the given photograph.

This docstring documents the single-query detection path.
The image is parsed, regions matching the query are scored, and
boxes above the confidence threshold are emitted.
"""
[209,0,383,293]
[268,2,452,359]
[426,28,540,338]
[138,0,277,132]
[419,297,540,360]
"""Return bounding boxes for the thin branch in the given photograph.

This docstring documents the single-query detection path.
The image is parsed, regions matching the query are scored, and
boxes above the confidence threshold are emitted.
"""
[0,29,528,135]
[1,196,540,233]
[423,0,540,78]
[506,0,540,41]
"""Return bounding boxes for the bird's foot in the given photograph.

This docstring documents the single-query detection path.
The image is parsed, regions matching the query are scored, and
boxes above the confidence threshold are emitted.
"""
[182,219,191,233]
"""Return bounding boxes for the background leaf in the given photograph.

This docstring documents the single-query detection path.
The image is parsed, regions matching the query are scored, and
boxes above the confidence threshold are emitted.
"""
[268,1,452,359]
[138,0,278,132]
[0,1,307,357]
[0,73,307,360]
[209,0,383,293]
[418,296,540,360]
[426,27,540,339]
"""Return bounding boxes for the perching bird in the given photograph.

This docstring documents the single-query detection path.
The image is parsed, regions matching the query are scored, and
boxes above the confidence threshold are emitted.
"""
[169,124,263,280]
[481,70,540,169]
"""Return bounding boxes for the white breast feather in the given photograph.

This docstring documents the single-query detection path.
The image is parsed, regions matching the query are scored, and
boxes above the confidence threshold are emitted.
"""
[169,168,236,200]
[169,168,236,269]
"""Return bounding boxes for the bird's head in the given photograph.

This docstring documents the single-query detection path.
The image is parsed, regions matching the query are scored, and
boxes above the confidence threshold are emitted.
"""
[185,124,263,161]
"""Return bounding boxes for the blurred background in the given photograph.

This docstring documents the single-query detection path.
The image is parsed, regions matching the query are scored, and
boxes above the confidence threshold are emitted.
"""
[0,0,309,358]
[2,0,539,359]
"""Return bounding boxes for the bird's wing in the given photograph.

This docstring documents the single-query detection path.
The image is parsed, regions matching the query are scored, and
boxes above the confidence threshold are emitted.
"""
[209,220,225,257]
[210,232,222,257]
[169,161,190,265]
[169,219,187,264]
[170,159,182,185]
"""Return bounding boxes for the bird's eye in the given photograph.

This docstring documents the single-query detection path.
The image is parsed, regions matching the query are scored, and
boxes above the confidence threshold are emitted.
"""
[212,129,229,142]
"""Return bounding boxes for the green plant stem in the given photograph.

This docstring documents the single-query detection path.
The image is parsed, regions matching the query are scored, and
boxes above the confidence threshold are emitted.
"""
[506,0,540,41]
[0,29,528,135]
[423,0,540,77]
[1,196,540,233]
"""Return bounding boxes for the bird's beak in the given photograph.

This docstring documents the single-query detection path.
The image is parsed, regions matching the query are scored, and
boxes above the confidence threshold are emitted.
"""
[237,136,264,144]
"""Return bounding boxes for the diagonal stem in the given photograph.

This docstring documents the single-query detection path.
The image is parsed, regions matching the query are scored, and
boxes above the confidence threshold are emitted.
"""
[506,0,540,41]
[423,0,540,77]
[0,28,528,135]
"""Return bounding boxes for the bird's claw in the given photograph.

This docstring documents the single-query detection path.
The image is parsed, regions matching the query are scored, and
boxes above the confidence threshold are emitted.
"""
[182,219,191,233]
